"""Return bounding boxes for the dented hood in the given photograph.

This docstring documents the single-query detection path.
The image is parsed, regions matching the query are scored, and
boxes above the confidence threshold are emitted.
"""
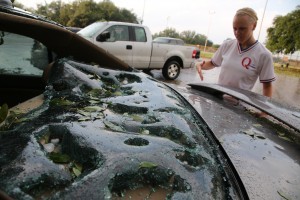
[0,60,248,199]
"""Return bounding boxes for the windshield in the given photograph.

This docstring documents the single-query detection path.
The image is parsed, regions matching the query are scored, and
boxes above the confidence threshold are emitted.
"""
[77,22,106,38]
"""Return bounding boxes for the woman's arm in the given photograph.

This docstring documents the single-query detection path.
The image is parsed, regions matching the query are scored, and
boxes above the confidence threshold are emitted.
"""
[196,60,215,80]
[262,82,273,97]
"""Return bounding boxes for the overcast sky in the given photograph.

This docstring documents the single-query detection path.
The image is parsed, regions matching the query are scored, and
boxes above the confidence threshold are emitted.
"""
[21,0,299,45]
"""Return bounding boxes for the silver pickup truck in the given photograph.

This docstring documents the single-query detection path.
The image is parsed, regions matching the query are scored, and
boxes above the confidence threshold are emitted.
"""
[77,21,200,80]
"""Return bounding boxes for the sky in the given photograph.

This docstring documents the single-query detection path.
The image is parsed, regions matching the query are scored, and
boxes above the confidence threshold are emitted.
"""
[21,0,299,45]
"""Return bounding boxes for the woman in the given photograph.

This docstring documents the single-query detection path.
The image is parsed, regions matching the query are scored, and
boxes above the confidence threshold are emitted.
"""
[197,7,276,97]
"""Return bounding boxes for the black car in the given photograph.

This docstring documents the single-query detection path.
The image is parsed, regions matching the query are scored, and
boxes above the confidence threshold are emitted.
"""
[0,2,300,200]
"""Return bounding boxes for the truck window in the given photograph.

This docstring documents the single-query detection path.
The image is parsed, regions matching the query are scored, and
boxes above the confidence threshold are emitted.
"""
[134,27,146,42]
[105,25,129,42]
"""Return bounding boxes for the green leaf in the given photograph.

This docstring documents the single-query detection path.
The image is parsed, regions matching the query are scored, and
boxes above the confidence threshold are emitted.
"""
[72,167,81,177]
[88,89,104,97]
[89,100,101,104]
[253,124,262,128]
[74,163,83,172]
[15,117,29,123]
[113,91,122,96]
[139,161,158,169]
[40,132,50,144]
[277,190,290,200]
[83,106,105,112]
[49,152,71,163]
[104,121,124,132]
[78,117,91,121]
[0,104,8,123]
[131,114,143,122]
[77,110,90,117]
[50,98,74,106]
[256,135,266,140]
[242,130,255,137]
[278,135,293,142]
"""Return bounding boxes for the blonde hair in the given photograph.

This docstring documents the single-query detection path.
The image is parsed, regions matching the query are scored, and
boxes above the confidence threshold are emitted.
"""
[235,7,258,23]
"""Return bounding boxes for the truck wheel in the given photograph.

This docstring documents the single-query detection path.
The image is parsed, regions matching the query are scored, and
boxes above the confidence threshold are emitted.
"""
[162,61,181,80]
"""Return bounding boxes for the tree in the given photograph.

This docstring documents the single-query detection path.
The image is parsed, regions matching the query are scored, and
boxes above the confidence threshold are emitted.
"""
[152,27,213,45]
[193,34,209,46]
[13,0,216,45]
[180,30,197,44]
[33,0,138,27]
[153,28,180,39]
[67,0,103,27]
[35,0,64,23]
[266,6,300,54]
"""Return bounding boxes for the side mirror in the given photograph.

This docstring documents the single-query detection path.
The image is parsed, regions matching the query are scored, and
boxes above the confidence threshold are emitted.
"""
[96,31,110,42]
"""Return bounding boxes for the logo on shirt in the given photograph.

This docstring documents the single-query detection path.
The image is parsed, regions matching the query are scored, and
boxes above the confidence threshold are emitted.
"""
[241,57,252,69]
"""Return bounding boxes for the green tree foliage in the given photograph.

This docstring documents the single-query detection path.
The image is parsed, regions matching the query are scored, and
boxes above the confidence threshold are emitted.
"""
[153,28,212,46]
[25,0,137,27]
[12,0,215,45]
[35,0,64,24]
[67,0,102,27]
[266,6,300,54]
[180,30,196,44]
[153,28,180,38]
[194,34,210,46]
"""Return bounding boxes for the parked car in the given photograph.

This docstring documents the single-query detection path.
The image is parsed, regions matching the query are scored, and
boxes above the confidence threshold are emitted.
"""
[153,37,185,45]
[77,21,200,80]
[1,2,300,200]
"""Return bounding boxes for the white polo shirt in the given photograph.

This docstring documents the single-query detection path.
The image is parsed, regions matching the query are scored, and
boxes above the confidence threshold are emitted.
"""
[211,39,276,90]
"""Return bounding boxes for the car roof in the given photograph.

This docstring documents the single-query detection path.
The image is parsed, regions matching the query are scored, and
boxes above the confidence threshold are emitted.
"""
[0,2,63,27]
[92,21,146,28]
[154,37,183,41]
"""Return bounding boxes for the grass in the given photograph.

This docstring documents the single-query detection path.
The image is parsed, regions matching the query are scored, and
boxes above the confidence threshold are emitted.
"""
[200,51,214,59]
[274,63,300,77]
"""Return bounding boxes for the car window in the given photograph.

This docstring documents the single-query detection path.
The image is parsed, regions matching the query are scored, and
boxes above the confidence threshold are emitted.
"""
[77,22,106,38]
[169,40,177,45]
[134,27,146,42]
[105,25,129,42]
[177,40,185,45]
[0,31,49,76]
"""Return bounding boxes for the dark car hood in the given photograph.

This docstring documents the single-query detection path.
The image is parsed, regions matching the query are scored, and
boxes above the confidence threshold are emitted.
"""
[172,84,300,200]
[0,60,248,199]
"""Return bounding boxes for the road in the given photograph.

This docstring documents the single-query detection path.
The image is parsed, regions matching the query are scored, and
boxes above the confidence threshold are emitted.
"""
[148,67,300,109]
[150,66,220,87]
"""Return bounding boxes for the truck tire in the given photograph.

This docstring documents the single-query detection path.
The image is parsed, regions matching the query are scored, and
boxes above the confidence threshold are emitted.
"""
[162,60,181,80]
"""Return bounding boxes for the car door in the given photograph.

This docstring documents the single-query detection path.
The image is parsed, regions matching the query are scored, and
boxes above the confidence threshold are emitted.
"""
[130,26,152,69]
[95,25,134,67]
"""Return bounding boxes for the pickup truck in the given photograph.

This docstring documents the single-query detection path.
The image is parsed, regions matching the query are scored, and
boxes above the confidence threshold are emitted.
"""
[77,21,200,80]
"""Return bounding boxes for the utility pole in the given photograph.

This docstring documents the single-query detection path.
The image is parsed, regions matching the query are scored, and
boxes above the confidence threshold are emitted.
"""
[257,0,268,41]
[204,10,215,52]
[141,0,146,24]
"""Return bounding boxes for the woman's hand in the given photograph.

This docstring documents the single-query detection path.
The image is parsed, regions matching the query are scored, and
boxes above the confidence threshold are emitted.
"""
[196,61,205,81]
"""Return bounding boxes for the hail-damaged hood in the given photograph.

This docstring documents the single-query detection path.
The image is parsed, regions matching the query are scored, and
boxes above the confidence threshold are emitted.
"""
[172,84,300,200]
[0,59,248,199]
